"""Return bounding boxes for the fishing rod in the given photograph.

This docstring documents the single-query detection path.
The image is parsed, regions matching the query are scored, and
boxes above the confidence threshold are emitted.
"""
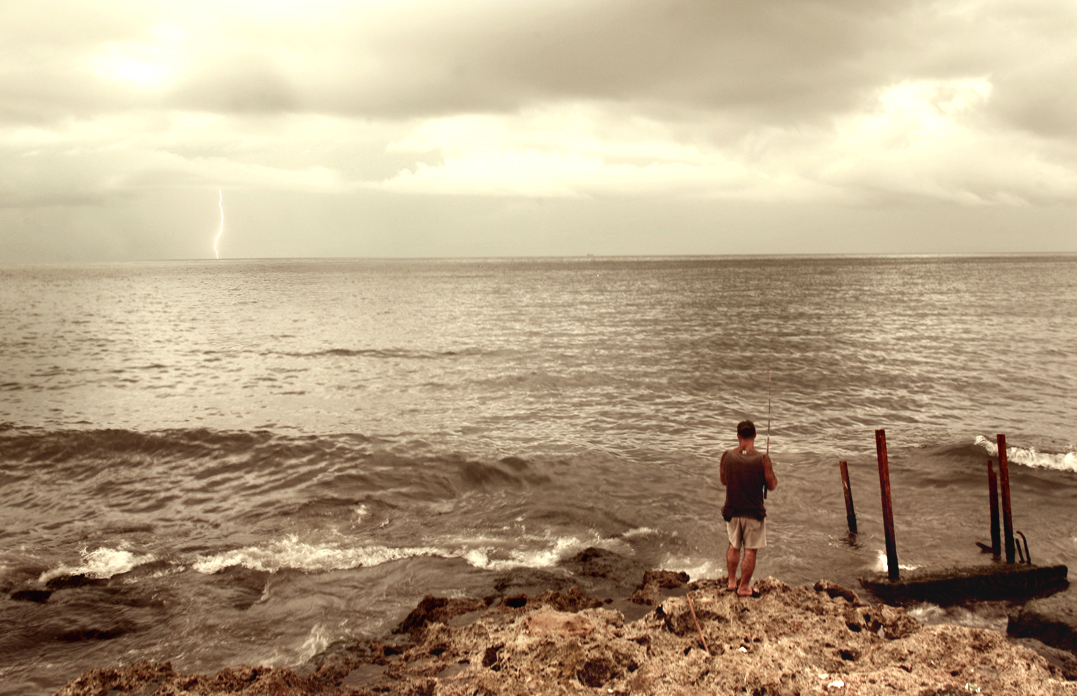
[766,369,771,455]
[764,369,772,498]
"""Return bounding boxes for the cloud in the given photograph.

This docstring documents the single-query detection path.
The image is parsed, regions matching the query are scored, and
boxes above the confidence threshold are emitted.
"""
[373,80,1077,205]
[1,0,1076,244]
[0,111,349,208]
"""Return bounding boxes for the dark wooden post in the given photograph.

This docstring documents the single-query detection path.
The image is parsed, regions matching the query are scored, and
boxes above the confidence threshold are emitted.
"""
[839,460,857,533]
[998,434,1015,563]
[987,460,1000,558]
[875,429,899,581]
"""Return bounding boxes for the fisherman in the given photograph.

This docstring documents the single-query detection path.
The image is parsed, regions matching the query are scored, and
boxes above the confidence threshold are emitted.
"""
[721,420,778,597]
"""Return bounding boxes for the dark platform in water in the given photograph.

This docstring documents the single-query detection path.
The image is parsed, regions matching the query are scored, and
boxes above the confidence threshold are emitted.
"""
[859,564,1069,606]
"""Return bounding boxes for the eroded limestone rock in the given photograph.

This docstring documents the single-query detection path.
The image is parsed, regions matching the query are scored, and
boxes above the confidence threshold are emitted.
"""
[54,577,1077,696]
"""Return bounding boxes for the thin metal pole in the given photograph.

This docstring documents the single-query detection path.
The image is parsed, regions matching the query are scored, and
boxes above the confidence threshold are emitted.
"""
[987,460,1000,558]
[997,434,1015,563]
[875,429,899,581]
[839,460,857,534]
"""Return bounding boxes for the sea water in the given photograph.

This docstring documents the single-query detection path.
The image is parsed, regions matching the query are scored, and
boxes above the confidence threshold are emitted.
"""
[1,255,1075,695]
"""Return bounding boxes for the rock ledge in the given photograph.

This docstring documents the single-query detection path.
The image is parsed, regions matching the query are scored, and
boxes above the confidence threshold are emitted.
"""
[56,576,1077,696]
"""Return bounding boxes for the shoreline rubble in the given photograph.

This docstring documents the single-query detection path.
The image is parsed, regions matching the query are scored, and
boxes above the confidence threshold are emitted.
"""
[54,570,1077,696]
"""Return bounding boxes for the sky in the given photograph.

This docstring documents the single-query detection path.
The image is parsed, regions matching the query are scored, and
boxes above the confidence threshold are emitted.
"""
[2,0,1076,262]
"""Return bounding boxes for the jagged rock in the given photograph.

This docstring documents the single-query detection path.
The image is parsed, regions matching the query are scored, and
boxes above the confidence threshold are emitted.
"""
[1010,586,1077,655]
[44,574,107,591]
[523,609,595,637]
[54,576,1077,695]
[9,589,52,603]
[1012,636,1077,681]
[815,579,864,605]
[628,568,689,606]
[527,586,604,613]
[394,596,491,638]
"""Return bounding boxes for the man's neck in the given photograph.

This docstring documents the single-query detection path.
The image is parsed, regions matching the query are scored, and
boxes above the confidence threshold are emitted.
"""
[738,437,756,454]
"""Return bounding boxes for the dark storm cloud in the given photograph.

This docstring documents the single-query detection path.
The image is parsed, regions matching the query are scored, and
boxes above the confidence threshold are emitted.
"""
[301,0,896,124]
[169,54,299,113]
[4,0,1077,142]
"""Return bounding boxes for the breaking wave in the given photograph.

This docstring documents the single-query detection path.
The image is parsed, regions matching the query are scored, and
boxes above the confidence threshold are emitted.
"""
[39,546,157,584]
[190,531,631,575]
[973,436,1077,472]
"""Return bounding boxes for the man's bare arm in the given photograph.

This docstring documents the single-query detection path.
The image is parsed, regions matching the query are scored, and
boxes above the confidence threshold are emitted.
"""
[720,451,728,486]
[763,455,777,491]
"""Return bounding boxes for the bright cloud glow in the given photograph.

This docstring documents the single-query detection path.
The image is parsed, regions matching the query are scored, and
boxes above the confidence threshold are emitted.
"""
[92,48,175,90]
[3,0,1076,259]
[374,78,1074,205]
[822,78,1077,204]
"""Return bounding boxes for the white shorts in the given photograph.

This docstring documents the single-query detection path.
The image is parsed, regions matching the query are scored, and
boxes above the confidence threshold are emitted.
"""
[727,516,766,549]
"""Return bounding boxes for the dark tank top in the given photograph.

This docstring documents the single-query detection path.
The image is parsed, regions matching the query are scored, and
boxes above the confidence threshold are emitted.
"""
[722,448,767,521]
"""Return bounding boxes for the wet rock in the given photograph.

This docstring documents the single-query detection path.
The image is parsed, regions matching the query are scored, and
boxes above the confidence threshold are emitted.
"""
[44,574,107,591]
[1011,636,1077,681]
[528,585,604,612]
[562,546,647,584]
[491,567,578,596]
[815,579,864,605]
[9,589,52,603]
[1009,585,1077,655]
[394,595,490,638]
[58,623,134,642]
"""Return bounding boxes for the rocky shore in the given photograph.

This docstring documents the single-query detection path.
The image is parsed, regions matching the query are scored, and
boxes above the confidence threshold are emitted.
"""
[54,570,1077,696]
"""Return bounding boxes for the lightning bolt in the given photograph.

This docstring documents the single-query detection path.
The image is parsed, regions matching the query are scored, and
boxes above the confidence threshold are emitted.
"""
[214,188,224,259]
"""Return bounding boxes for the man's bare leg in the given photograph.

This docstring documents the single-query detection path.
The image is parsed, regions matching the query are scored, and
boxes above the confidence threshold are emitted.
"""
[737,548,758,596]
[726,544,740,591]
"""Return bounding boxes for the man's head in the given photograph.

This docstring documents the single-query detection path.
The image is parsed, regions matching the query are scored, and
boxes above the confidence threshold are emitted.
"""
[737,420,756,440]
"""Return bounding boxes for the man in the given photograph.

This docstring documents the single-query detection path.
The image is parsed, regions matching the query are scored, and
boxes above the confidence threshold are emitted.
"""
[720,420,778,597]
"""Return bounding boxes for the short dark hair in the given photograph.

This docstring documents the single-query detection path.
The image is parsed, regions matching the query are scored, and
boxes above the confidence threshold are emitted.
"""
[737,420,756,439]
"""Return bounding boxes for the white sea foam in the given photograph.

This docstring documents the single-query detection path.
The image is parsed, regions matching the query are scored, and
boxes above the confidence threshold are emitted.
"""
[298,623,334,663]
[466,543,555,571]
[974,436,1077,472]
[191,530,633,575]
[621,527,659,539]
[907,602,1008,632]
[39,546,156,584]
[460,533,608,572]
[192,536,446,574]
[658,555,718,583]
[872,550,919,574]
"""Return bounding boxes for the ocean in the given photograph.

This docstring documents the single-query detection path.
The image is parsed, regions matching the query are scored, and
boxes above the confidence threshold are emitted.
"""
[1,255,1075,695]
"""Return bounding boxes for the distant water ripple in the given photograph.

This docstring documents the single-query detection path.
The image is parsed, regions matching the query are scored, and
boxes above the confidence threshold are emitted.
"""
[1,255,1075,695]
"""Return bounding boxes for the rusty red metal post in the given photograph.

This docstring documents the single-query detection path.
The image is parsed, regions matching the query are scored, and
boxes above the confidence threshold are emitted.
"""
[987,460,1001,558]
[839,460,857,534]
[875,429,899,581]
[998,434,1015,563]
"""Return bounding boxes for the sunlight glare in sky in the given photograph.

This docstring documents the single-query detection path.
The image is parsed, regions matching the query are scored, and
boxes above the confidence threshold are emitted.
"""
[92,44,175,90]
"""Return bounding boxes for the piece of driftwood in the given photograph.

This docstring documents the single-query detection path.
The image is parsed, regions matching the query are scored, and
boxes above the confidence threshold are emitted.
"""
[859,563,1069,606]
